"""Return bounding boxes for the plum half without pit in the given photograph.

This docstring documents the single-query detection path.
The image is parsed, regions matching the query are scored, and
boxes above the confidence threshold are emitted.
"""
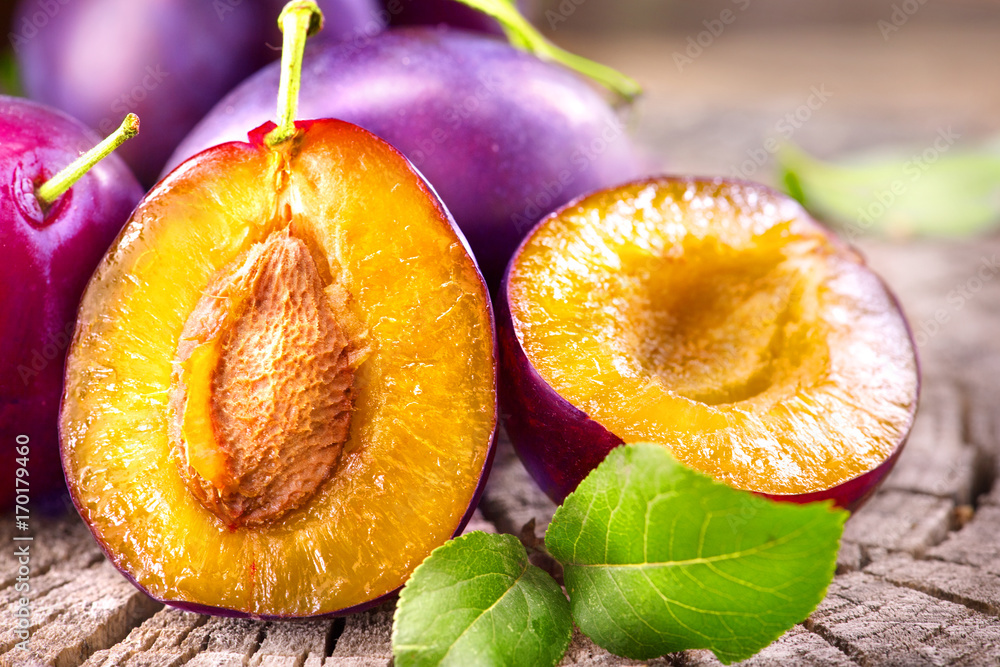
[59,2,496,618]
[500,177,919,510]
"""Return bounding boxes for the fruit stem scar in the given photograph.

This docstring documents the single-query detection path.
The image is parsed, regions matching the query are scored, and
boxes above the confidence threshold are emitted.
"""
[35,113,140,207]
[265,1,324,148]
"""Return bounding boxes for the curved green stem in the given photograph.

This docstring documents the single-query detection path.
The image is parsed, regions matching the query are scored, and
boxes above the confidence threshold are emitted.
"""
[453,0,641,102]
[265,0,324,148]
[36,113,139,207]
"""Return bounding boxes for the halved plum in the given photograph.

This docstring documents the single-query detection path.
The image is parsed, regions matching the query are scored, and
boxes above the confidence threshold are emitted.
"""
[60,118,497,617]
[500,177,918,510]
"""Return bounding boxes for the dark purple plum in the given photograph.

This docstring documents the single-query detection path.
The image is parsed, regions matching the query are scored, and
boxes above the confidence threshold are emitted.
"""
[13,0,383,186]
[165,27,643,286]
[1,2,15,37]
[0,96,143,511]
[14,0,267,186]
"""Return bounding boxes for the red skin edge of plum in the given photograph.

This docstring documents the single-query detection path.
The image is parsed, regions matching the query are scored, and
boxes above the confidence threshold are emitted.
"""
[499,174,921,511]
[60,118,499,619]
[498,282,623,505]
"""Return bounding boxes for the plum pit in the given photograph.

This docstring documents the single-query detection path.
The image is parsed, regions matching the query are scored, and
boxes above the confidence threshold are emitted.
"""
[170,231,355,529]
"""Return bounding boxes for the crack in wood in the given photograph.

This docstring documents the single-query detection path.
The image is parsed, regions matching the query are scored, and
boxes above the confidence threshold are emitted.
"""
[324,617,345,658]
[801,627,866,667]
[956,381,999,509]
[868,566,999,619]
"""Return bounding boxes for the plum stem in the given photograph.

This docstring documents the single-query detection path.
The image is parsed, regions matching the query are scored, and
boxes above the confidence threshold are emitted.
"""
[453,0,641,102]
[265,1,324,148]
[35,114,139,207]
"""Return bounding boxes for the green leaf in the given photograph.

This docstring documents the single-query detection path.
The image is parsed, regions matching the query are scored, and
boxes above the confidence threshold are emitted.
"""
[777,139,1000,239]
[546,443,847,665]
[392,531,573,667]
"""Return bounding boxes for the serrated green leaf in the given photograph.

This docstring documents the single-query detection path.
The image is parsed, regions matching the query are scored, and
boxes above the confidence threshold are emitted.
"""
[777,140,1000,239]
[392,531,572,667]
[546,443,847,664]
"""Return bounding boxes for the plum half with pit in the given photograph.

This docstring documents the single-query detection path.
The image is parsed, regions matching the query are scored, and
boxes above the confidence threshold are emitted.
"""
[164,25,644,288]
[500,177,919,511]
[60,2,496,618]
[0,97,142,511]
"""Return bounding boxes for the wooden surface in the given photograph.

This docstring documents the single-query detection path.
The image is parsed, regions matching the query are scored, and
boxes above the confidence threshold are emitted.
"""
[4,24,1000,667]
[5,237,1000,667]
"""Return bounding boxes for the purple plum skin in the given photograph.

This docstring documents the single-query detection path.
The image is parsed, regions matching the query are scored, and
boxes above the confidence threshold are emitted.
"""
[498,178,919,512]
[164,27,643,287]
[13,0,383,187]
[264,0,386,53]
[0,95,143,512]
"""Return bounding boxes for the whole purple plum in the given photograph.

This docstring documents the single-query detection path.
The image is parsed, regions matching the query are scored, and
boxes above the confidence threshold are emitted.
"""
[0,96,143,511]
[12,0,383,186]
[165,27,643,286]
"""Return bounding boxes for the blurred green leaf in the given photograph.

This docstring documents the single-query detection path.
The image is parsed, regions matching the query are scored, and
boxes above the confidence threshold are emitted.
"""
[777,138,1000,239]
[0,49,22,96]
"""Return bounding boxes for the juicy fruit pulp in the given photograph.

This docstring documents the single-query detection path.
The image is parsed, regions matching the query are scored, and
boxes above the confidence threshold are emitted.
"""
[504,178,917,500]
[60,120,496,616]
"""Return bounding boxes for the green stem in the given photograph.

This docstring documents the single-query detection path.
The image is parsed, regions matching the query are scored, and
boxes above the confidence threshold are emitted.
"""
[35,113,139,206]
[453,0,641,102]
[265,0,324,148]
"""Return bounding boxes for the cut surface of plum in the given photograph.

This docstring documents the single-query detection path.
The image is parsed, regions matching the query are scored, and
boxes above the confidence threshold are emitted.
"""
[60,120,496,617]
[503,177,918,504]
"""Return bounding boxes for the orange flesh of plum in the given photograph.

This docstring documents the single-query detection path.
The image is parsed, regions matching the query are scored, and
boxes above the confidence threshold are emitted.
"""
[60,122,496,617]
[507,179,917,496]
